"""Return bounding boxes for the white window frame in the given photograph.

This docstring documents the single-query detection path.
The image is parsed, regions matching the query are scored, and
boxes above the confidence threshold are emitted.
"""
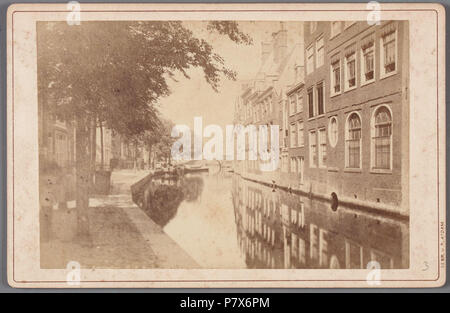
[316,35,324,68]
[344,51,357,92]
[330,58,342,96]
[289,94,297,116]
[283,100,289,134]
[296,93,304,113]
[318,128,327,168]
[345,111,363,169]
[380,28,398,79]
[361,40,376,86]
[307,88,315,118]
[370,104,393,172]
[297,121,304,147]
[309,130,317,168]
[290,157,297,173]
[290,122,297,148]
[298,157,305,184]
[316,81,325,116]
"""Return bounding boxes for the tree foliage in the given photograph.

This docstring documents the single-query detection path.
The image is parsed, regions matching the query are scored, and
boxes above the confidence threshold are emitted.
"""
[37,21,252,139]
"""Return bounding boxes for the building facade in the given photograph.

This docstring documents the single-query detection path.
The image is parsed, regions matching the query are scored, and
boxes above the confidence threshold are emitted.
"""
[233,22,305,185]
[234,20,409,215]
[301,21,409,213]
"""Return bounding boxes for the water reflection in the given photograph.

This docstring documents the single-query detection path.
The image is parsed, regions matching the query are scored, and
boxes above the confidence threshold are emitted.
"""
[135,172,409,269]
[138,175,204,227]
[232,175,409,269]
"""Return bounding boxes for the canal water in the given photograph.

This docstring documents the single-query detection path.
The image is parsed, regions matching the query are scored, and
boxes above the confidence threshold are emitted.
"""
[135,169,409,269]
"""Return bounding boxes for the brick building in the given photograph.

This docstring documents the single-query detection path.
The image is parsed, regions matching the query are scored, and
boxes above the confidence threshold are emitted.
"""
[233,22,305,185]
[234,20,409,215]
[300,21,409,213]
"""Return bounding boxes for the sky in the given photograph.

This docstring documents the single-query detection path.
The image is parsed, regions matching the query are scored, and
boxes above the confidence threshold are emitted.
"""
[157,21,283,131]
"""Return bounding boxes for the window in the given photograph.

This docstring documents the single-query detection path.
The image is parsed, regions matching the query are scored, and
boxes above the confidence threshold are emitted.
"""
[290,157,297,173]
[296,94,304,113]
[289,94,296,116]
[299,238,306,264]
[290,123,296,148]
[316,82,325,115]
[316,36,324,68]
[328,117,338,147]
[297,121,304,147]
[310,21,317,34]
[361,40,375,84]
[298,157,304,183]
[318,128,327,167]
[307,45,314,74]
[331,21,342,38]
[283,101,289,135]
[346,113,362,168]
[309,131,317,167]
[55,132,68,167]
[381,26,397,77]
[331,58,341,95]
[372,106,392,170]
[291,233,298,259]
[282,155,289,173]
[345,51,356,90]
[308,88,314,118]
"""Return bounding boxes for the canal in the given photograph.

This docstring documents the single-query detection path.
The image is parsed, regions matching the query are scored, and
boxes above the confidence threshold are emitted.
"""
[133,169,409,269]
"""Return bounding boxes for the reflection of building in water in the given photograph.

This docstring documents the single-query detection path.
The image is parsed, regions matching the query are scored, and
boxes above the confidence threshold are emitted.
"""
[232,175,409,269]
[233,174,284,268]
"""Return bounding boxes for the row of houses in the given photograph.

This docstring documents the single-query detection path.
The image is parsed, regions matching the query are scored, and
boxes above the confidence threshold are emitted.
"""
[38,107,147,175]
[233,21,409,214]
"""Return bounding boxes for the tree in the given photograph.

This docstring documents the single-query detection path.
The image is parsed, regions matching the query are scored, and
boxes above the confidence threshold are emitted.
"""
[140,118,175,169]
[37,21,251,241]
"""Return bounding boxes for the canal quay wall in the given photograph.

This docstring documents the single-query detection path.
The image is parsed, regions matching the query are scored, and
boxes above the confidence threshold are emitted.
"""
[234,169,409,222]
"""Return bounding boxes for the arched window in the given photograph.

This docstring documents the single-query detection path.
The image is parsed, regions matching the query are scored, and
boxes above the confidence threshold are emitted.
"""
[372,106,392,169]
[346,113,361,168]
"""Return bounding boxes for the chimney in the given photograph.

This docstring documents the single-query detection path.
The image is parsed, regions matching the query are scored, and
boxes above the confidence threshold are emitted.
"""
[261,42,271,64]
[272,22,288,65]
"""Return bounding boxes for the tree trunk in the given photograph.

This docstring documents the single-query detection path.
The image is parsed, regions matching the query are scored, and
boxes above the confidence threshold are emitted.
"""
[100,121,104,170]
[148,144,152,169]
[75,116,91,240]
[90,118,97,189]
[134,142,138,171]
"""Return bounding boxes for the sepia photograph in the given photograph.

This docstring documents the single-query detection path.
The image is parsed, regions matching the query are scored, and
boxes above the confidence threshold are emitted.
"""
[6,3,445,288]
[37,19,410,270]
